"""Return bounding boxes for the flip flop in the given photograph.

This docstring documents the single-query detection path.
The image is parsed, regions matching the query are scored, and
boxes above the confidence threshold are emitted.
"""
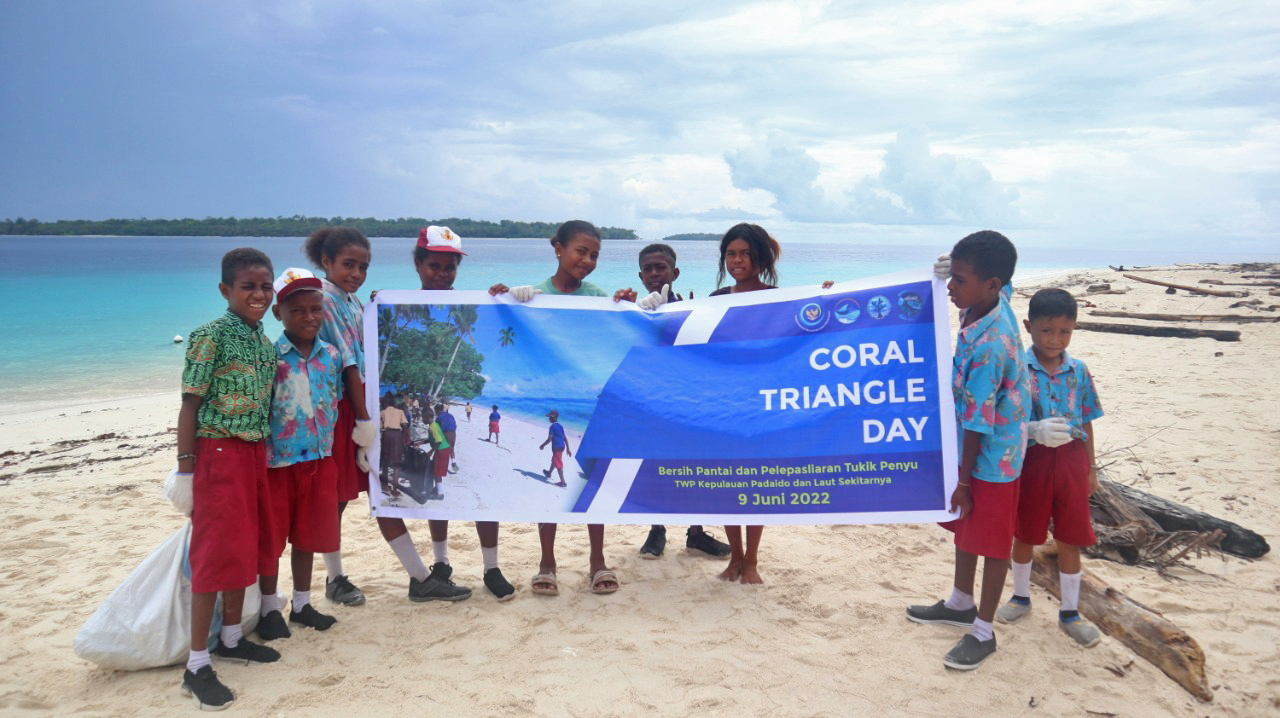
[590,569,620,595]
[531,573,559,596]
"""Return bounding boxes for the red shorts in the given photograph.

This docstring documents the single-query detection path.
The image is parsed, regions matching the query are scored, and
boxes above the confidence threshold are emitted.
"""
[334,390,367,502]
[433,447,452,478]
[488,420,500,434]
[190,437,274,593]
[264,458,340,564]
[1015,441,1096,547]
[551,449,564,469]
[939,477,1019,560]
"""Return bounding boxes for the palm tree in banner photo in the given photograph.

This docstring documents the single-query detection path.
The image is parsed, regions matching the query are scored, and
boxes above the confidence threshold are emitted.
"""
[377,304,432,377]
[498,326,516,347]
[430,304,479,399]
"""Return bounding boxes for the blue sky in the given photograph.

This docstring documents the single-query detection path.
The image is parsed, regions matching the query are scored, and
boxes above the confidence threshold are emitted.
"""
[3,1,1277,251]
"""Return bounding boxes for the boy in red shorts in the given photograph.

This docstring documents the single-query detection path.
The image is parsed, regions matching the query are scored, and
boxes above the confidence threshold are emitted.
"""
[907,231,1030,671]
[174,248,281,710]
[996,288,1104,647]
[255,268,345,641]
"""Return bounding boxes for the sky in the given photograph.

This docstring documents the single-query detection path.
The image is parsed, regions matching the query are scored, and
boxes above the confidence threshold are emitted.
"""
[3,1,1278,251]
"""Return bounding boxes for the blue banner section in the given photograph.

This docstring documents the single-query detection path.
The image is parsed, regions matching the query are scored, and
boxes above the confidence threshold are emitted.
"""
[708,281,934,343]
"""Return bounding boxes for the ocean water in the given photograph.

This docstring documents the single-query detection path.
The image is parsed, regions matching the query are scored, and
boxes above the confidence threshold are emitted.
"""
[2,234,1273,411]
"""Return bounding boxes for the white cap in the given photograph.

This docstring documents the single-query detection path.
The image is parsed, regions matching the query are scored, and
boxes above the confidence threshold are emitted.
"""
[273,267,322,301]
[416,225,466,255]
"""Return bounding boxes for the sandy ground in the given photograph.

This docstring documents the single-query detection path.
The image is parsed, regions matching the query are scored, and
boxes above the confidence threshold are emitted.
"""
[1,264,1278,717]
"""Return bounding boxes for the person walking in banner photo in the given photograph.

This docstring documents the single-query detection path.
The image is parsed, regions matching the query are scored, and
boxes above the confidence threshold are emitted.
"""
[486,404,501,445]
[539,410,571,488]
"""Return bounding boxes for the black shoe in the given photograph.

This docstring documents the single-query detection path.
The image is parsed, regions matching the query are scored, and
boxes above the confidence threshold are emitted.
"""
[213,637,280,664]
[289,603,338,631]
[943,634,997,670]
[427,561,453,582]
[408,575,473,602]
[484,567,516,601]
[324,575,366,607]
[181,665,234,711]
[255,610,291,641]
[686,528,731,558]
[905,600,978,627]
[639,526,666,559]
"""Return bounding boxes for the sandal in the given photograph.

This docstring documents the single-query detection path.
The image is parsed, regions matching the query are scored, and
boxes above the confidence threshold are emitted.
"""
[531,572,559,596]
[590,569,619,595]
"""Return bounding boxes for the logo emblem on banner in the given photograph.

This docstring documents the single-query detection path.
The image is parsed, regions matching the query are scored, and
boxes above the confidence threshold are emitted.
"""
[898,291,923,320]
[834,298,860,324]
[867,295,891,320]
[795,302,828,332]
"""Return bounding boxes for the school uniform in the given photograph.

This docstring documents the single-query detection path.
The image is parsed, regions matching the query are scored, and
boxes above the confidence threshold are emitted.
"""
[547,421,567,468]
[318,278,366,502]
[380,405,408,469]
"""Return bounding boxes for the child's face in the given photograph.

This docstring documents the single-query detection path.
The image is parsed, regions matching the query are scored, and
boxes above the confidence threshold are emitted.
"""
[1023,315,1075,360]
[219,265,274,325]
[273,290,325,342]
[724,239,756,282]
[638,252,679,293]
[416,250,460,290]
[946,258,1000,310]
[322,244,371,295]
[557,233,600,281]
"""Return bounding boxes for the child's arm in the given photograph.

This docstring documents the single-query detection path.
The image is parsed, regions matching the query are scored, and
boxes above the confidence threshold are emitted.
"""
[343,366,370,421]
[176,393,202,474]
[1084,421,1098,494]
[539,437,550,450]
[564,435,572,457]
[952,429,981,518]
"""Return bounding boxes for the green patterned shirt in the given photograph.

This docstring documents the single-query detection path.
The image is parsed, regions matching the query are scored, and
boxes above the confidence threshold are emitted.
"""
[181,310,276,441]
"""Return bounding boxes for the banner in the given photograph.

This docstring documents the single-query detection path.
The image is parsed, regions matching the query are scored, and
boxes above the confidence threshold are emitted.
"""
[364,272,959,524]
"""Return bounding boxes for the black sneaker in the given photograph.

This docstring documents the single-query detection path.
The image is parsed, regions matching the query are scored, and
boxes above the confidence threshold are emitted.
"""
[289,603,338,631]
[686,528,731,558]
[181,665,234,711]
[213,637,280,664]
[639,526,666,559]
[905,600,977,627]
[408,575,473,602]
[255,609,291,641]
[484,567,516,601]
[325,575,366,607]
[943,634,997,670]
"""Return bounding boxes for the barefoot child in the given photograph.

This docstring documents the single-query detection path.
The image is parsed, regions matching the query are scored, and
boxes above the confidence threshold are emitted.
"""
[256,269,343,641]
[174,248,281,710]
[996,288,1104,647]
[907,230,1030,671]
[540,410,571,487]
[487,405,501,445]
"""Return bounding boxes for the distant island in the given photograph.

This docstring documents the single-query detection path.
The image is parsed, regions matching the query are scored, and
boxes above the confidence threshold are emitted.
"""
[0,216,638,239]
[661,232,720,242]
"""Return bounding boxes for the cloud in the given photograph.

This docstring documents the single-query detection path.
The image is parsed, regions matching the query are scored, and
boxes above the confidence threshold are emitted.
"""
[724,134,841,222]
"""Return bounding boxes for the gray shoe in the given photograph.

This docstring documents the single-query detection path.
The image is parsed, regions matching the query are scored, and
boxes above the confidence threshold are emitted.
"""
[943,634,997,671]
[409,563,472,602]
[995,598,1032,624]
[906,600,977,627]
[1060,618,1101,647]
[324,575,366,607]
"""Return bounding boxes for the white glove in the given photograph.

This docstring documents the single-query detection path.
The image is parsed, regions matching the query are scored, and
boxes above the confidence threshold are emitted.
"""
[509,285,543,302]
[1029,417,1073,448]
[355,446,371,473]
[933,254,951,280]
[352,418,376,447]
[637,284,670,311]
[163,467,194,517]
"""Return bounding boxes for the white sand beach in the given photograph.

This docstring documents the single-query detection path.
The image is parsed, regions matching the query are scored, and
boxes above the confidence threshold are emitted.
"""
[1,264,1277,716]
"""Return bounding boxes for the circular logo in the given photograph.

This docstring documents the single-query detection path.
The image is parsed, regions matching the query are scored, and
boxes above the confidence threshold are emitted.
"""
[867,295,892,320]
[795,301,828,332]
[834,298,860,324]
[897,290,923,320]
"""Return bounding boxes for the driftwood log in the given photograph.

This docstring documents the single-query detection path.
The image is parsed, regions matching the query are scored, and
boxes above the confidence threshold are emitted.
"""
[1122,274,1249,298]
[1198,279,1280,287]
[1104,481,1269,559]
[1088,310,1279,324]
[1076,321,1240,342]
[1031,547,1213,702]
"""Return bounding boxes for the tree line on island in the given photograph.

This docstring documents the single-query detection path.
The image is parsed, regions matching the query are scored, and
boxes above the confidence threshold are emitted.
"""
[0,216,638,239]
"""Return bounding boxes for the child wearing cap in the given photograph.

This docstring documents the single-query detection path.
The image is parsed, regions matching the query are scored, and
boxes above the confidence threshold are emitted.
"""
[539,409,571,487]
[173,248,281,711]
[255,269,344,642]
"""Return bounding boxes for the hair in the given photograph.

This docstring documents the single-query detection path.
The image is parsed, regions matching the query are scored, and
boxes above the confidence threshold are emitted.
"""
[413,245,464,265]
[1028,288,1078,321]
[950,230,1017,286]
[492,404,498,410]
[550,220,601,249]
[303,227,371,269]
[715,223,780,288]
[221,247,273,285]
[434,403,445,412]
[638,243,677,266]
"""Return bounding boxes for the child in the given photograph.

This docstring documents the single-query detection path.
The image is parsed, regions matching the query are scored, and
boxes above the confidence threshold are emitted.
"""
[426,403,451,500]
[304,227,376,608]
[907,230,1030,671]
[539,410,571,487]
[465,402,473,422]
[487,404,501,445]
[996,288,1104,647]
[256,269,344,642]
[380,396,408,497]
[488,220,620,596]
[174,248,281,710]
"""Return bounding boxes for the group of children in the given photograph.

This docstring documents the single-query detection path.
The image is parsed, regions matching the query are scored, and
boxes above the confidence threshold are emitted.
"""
[172,220,1102,709]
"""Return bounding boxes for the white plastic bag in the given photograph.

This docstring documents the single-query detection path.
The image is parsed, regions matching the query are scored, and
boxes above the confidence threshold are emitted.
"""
[163,467,194,517]
[73,522,262,670]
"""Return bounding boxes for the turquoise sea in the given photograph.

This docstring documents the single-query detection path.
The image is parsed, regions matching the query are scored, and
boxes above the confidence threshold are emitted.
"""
[2,235,1275,411]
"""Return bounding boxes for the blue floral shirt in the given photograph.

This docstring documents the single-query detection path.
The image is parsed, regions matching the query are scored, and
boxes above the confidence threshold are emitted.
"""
[318,279,364,378]
[1025,349,1103,443]
[267,334,345,468]
[953,290,1031,483]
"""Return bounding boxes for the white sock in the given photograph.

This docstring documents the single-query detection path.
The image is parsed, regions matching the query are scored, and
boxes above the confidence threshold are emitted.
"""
[220,623,242,648]
[1011,560,1032,597]
[389,532,430,581]
[186,649,211,673]
[260,592,280,617]
[323,551,344,581]
[292,590,311,611]
[945,587,975,611]
[1060,571,1082,612]
[432,540,449,565]
[970,617,994,642]
[482,545,499,572]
